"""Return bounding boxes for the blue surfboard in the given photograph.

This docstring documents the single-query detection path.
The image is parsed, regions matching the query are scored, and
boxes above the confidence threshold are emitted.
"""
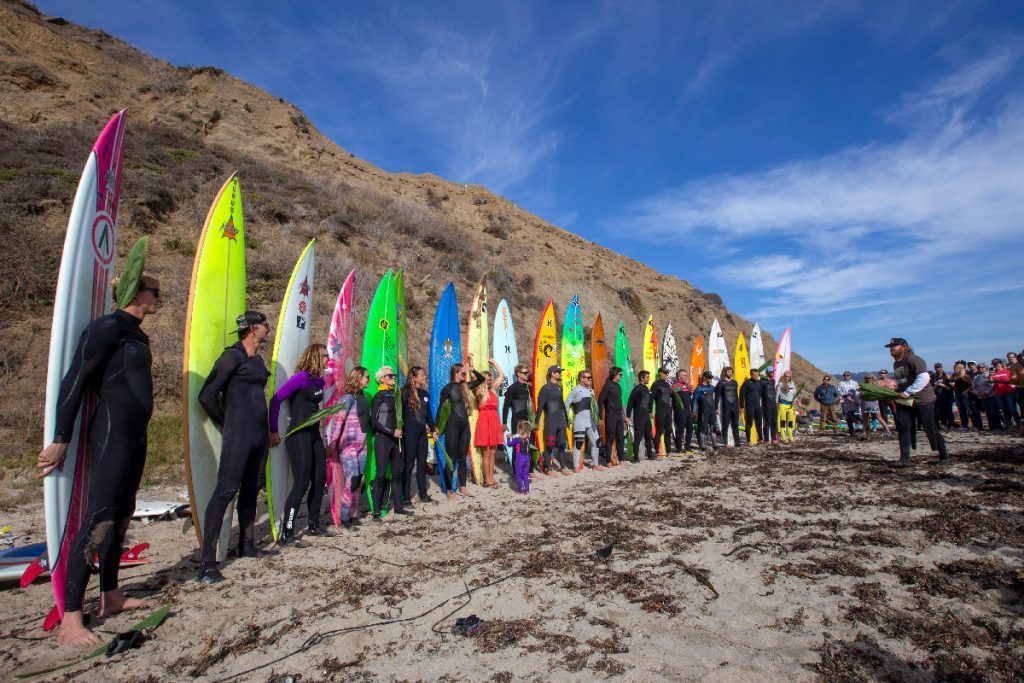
[429,282,462,491]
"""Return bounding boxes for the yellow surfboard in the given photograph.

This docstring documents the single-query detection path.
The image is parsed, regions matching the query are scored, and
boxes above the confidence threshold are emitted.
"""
[734,333,753,442]
[466,280,489,484]
[182,173,247,561]
[532,300,557,460]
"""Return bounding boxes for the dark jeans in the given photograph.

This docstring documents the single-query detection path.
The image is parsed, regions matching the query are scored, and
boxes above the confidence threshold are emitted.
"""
[994,393,1020,426]
[936,393,956,428]
[954,392,972,428]
[983,396,1003,430]
[895,401,947,463]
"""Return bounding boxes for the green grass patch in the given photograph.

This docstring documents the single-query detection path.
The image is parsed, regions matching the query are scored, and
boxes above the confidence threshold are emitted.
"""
[163,237,194,256]
[247,237,264,252]
[164,147,197,162]
[0,168,26,182]
[143,413,185,485]
[248,191,265,202]
[42,167,79,189]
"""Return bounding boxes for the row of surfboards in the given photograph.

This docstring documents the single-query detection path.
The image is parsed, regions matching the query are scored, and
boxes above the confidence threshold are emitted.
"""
[37,111,794,631]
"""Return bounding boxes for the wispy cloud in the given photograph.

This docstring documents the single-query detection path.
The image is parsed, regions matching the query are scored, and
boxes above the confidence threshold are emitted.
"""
[616,42,1024,327]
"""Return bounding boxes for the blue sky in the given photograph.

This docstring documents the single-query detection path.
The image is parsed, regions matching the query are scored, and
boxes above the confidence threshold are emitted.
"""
[37,1,1024,372]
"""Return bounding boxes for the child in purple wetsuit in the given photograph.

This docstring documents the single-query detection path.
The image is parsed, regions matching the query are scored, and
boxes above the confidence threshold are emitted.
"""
[269,344,327,543]
[506,420,532,493]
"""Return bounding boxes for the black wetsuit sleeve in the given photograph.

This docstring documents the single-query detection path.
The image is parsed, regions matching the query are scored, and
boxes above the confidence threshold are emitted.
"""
[627,386,639,417]
[370,392,393,436]
[467,370,484,391]
[198,348,241,428]
[714,382,723,407]
[422,389,436,431]
[502,389,512,427]
[52,316,120,443]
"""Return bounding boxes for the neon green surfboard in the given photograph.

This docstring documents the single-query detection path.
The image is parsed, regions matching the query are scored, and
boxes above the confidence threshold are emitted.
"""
[361,270,398,516]
[183,173,246,561]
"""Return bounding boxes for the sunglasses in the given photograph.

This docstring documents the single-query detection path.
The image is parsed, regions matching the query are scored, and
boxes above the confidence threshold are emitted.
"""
[138,285,161,298]
[581,375,592,380]
[384,373,397,379]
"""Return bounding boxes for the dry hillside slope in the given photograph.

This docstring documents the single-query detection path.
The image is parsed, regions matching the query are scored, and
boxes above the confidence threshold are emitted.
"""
[0,0,823,483]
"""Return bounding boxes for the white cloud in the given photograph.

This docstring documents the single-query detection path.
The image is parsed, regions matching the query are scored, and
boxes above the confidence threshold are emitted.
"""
[616,43,1024,323]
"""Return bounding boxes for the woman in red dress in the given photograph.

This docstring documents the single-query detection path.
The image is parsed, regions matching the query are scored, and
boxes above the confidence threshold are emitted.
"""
[472,357,506,489]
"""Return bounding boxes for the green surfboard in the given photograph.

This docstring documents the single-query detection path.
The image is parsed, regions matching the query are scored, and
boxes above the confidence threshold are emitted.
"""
[361,270,398,516]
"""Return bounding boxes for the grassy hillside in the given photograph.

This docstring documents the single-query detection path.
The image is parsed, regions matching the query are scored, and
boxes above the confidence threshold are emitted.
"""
[0,0,823,503]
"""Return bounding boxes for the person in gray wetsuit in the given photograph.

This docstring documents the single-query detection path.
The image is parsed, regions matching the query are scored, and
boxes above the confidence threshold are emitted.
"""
[565,370,606,470]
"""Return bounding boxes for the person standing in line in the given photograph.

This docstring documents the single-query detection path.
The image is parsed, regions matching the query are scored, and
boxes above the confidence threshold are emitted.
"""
[886,337,948,468]
[197,311,272,584]
[990,358,1021,429]
[565,370,607,470]
[714,367,741,447]
[472,359,506,488]
[739,368,764,445]
[369,366,408,520]
[439,362,484,495]
[37,270,161,645]
[693,371,718,450]
[671,369,694,453]
[859,374,891,436]
[649,367,674,456]
[814,375,840,432]
[536,365,572,474]
[324,367,372,526]
[268,343,327,544]
[761,367,779,444]
[502,364,535,474]
[838,371,861,437]
[401,366,440,505]
[776,370,798,444]
[628,370,655,460]
[598,367,628,466]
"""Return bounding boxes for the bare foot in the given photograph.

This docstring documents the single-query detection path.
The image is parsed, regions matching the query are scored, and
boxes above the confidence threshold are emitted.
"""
[561,469,573,476]
[99,589,155,617]
[57,611,103,647]
[459,487,474,497]
[545,470,558,476]
[446,491,459,501]
[594,465,608,471]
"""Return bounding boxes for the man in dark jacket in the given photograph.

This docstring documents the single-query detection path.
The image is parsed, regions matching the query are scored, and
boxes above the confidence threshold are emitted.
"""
[598,366,627,465]
[740,368,764,445]
[714,367,740,447]
[814,375,840,431]
[671,370,694,452]
[627,370,654,460]
[887,337,949,467]
[649,367,674,455]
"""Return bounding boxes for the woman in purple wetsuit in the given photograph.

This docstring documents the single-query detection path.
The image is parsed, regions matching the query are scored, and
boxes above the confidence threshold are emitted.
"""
[269,344,327,543]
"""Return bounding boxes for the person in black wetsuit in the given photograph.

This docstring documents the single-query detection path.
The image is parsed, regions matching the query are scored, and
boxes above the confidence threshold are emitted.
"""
[268,343,327,545]
[714,366,741,447]
[598,366,627,465]
[438,362,484,496]
[693,371,718,450]
[650,367,674,456]
[761,367,779,445]
[502,364,535,472]
[370,365,409,520]
[402,366,440,504]
[197,311,272,585]
[671,370,694,452]
[537,365,571,474]
[37,272,161,647]
[628,370,654,461]
[740,368,764,446]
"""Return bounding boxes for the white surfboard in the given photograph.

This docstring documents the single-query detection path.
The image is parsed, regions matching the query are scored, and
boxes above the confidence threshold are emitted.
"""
[708,319,730,380]
[749,323,766,371]
[493,299,518,461]
[662,323,680,377]
[266,240,316,540]
[42,110,127,624]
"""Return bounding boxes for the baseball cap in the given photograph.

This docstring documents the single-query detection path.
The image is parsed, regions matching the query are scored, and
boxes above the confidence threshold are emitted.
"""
[236,310,267,333]
[547,365,563,376]
[884,337,908,348]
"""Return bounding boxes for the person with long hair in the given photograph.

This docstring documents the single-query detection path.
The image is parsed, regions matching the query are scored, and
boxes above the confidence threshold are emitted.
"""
[323,366,370,528]
[473,359,506,488]
[370,365,407,520]
[269,343,327,544]
[37,272,161,645]
[859,373,891,436]
[438,360,484,495]
[886,337,948,467]
[402,366,447,502]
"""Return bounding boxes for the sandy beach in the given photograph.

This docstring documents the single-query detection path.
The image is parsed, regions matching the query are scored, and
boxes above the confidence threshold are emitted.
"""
[1,430,1021,682]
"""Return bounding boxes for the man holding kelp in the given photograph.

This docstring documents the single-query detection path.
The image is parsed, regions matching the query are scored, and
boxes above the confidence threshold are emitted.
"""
[868,338,949,468]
